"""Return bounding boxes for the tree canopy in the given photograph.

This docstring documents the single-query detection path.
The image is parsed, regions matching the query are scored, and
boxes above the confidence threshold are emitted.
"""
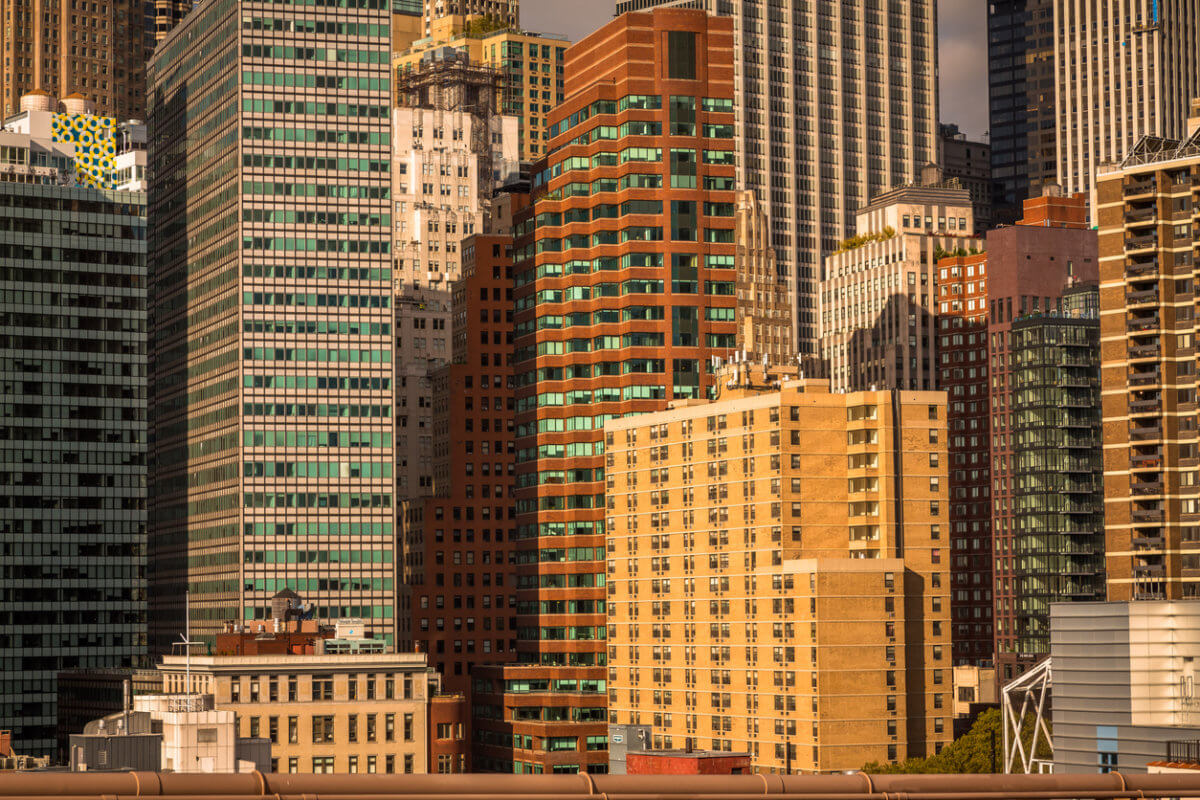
[861,708,1050,774]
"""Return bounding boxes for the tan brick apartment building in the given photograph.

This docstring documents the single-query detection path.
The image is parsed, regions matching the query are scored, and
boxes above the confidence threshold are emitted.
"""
[1096,112,1200,601]
[605,364,952,772]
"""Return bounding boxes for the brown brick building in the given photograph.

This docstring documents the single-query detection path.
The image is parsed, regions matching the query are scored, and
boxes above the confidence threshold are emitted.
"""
[1096,117,1200,602]
[399,222,525,693]
[472,8,738,774]
[605,364,952,771]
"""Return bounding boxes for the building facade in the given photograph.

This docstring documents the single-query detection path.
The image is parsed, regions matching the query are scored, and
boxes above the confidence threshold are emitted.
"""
[146,0,397,649]
[399,227,522,691]
[605,366,952,771]
[156,646,447,774]
[1096,123,1200,602]
[393,16,568,161]
[391,54,519,504]
[0,0,149,121]
[820,172,976,394]
[1054,0,1200,196]
[935,189,1098,674]
[421,0,518,36]
[938,123,993,236]
[472,8,738,774]
[1008,284,1104,664]
[0,103,147,754]
[734,189,795,365]
[986,0,1056,223]
[1051,600,1200,774]
[610,0,939,358]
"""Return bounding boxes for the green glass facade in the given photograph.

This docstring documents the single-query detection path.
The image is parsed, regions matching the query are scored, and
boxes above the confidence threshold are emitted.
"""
[1009,284,1104,657]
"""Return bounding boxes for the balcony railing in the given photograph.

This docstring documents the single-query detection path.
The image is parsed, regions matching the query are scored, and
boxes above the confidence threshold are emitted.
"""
[1127,288,1160,305]
[1129,397,1162,414]
[1128,342,1161,359]
[1127,234,1160,251]
[1125,205,1157,223]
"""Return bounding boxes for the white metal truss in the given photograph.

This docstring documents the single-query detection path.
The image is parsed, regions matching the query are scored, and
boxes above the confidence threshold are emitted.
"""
[1002,657,1053,774]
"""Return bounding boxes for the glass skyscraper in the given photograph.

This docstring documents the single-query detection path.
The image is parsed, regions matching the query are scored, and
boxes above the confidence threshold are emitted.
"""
[146,0,397,651]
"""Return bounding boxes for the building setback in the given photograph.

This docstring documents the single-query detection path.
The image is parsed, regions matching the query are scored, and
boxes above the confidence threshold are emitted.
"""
[1054,0,1200,197]
[605,365,952,772]
[399,218,525,691]
[820,170,976,394]
[0,102,147,755]
[615,0,939,358]
[421,0,518,37]
[393,16,568,162]
[986,0,1056,223]
[1095,115,1200,602]
[938,123,994,236]
[471,8,738,774]
[391,54,519,503]
[146,0,397,650]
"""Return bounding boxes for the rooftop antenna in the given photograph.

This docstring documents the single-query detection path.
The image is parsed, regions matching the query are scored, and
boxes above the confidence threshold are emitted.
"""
[177,591,198,697]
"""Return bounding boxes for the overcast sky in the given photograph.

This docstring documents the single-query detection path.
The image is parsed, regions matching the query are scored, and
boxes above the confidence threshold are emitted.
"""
[521,0,990,140]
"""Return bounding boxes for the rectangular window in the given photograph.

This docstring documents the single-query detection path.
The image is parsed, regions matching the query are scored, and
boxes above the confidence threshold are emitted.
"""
[666,31,696,79]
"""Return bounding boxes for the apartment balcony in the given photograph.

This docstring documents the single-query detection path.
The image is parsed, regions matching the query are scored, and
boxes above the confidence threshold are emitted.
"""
[1129,365,1162,387]
[1126,233,1160,252]
[1127,287,1161,306]
[1125,176,1157,196]
[1126,256,1159,277]
[1063,434,1099,449]
[1130,421,1164,441]
[1062,478,1100,494]
[1133,531,1166,549]
[1125,205,1157,225]
[1128,341,1162,360]
[1130,478,1165,495]
[1127,313,1161,332]
[1062,457,1097,472]
[1134,562,1166,578]
[1132,505,1165,523]
[1058,373,1095,389]
[1130,449,1162,468]
[1129,396,1163,415]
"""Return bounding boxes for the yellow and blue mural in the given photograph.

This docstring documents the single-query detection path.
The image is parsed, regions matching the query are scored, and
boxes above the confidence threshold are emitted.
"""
[50,113,117,189]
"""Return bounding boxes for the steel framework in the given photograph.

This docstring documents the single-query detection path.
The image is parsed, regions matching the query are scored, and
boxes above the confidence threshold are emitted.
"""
[1002,656,1053,774]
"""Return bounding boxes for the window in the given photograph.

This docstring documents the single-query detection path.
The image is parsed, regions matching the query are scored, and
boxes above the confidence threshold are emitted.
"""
[287,716,298,744]
[312,757,335,774]
[404,713,414,741]
[312,715,335,744]
[385,713,396,742]
[667,31,696,79]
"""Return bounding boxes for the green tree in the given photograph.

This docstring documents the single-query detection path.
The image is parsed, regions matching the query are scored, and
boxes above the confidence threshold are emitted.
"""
[861,708,1050,774]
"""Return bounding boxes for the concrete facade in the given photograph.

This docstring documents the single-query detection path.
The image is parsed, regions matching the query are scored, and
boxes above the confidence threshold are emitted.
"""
[1051,600,1200,774]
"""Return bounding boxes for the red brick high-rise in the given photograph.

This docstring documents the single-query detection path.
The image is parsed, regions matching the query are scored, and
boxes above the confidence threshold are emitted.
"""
[472,8,737,773]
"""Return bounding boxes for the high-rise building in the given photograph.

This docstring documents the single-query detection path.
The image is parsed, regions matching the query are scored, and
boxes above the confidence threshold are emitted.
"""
[391,52,519,502]
[422,0,517,36]
[0,0,148,120]
[819,170,977,394]
[613,0,939,358]
[146,0,397,650]
[0,100,147,754]
[1054,0,1200,196]
[935,188,1098,672]
[986,0,1057,223]
[148,0,194,48]
[393,16,568,161]
[1008,283,1104,663]
[734,190,795,365]
[472,8,738,774]
[398,219,524,691]
[1096,115,1200,602]
[938,123,993,235]
[605,364,952,772]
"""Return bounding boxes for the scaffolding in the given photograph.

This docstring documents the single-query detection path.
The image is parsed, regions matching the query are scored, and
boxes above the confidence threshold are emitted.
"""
[394,49,502,120]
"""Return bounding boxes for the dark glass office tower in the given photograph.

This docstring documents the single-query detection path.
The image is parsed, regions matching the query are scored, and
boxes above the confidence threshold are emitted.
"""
[0,156,147,754]
[987,0,1057,224]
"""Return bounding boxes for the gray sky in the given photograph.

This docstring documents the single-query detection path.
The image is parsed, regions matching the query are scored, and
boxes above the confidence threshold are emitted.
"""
[521,0,990,140]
